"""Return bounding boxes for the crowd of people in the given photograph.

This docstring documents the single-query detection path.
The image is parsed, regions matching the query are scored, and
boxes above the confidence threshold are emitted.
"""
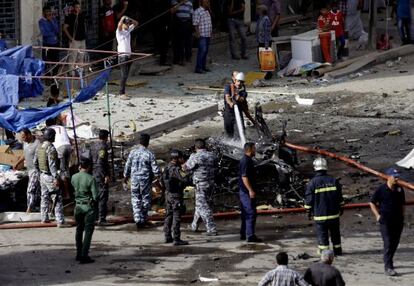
[8,0,405,281]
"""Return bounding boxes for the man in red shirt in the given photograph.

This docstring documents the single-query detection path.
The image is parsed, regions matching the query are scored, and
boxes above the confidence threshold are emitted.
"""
[328,3,346,60]
[318,8,332,63]
[99,0,117,64]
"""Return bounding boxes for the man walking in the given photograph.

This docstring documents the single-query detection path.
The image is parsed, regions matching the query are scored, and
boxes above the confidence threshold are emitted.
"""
[116,15,138,100]
[193,0,212,73]
[71,158,98,264]
[304,157,344,255]
[228,0,248,60]
[39,5,59,77]
[124,134,160,229]
[163,150,189,246]
[304,249,345,286]
[91,129,111,226]
[397,0,412,45]
[184,138,217,236]
[34,128,67,227]
[369,168,405,276]
[20,129,40,213]
[258,252,309,286]
[239,142,262,242]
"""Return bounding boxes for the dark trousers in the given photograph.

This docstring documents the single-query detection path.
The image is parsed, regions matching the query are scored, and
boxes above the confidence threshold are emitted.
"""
[163,194,183,240]
[398,17,412,45]
[172,19,193,64]
[195,37,210,72]
[228,18,247,58]
[336,35,346,60]
[119,56,131,95]
[380,221,404,269]
[75,205,96,258]
[42,44,59,76]
[315,218,341,251]
[223,108,244,138]
[155,23,170,65]
[239,190,257,239]
[96,176,109,222]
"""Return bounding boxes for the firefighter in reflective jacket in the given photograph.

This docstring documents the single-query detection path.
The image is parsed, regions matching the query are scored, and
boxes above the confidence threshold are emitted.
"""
[304,157,344,256]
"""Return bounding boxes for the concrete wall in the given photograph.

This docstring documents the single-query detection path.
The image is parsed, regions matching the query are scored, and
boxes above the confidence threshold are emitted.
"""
[20,0,43,45]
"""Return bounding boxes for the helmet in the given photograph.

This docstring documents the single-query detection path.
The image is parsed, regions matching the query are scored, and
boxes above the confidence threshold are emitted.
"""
[235,72,245,81]
[43,128,56,142]
[170,149,183,160]
[313,157,328,171]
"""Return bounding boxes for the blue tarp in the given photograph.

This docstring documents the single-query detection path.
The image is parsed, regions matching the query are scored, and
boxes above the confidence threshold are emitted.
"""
[0,69,111,132]
[74,69,111,103]
[0,45,44,103]
[0,75,19,106]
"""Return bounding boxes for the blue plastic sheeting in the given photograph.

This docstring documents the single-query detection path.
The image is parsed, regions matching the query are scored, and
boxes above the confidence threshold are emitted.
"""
[0,103,71,132]
[0,69,111,132]
[74,69,111,103]
[0,75,19,106]
[0,46,44,103]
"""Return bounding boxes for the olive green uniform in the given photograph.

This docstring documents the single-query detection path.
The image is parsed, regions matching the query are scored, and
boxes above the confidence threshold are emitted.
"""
[71,171,98,259]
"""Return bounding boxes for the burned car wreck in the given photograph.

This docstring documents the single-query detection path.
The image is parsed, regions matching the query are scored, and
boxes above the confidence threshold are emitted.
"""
[206,104,306,210]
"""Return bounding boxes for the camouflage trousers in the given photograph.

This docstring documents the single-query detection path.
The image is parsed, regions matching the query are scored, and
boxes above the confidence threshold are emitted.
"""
[164,194,183,240]
[40,173,65,224]
[191,181,216,233]
[131,180,152,224]
[27,169,40,210]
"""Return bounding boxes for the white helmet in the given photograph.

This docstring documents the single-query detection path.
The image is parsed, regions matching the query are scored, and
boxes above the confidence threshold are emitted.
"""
[313,157,328,171]
[235,72,245,81]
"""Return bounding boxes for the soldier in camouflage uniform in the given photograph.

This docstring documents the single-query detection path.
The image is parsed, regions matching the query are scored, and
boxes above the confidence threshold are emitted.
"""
[184,138,218,235]
[91,129,111,225]
[123,133,160,229]
[163,150,189,246]
[34,128,67,227]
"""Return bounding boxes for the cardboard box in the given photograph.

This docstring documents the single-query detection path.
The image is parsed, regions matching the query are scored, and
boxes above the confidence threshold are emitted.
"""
[0,145,24,170]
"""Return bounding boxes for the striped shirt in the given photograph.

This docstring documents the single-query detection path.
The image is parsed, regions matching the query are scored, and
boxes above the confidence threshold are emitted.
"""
[172,0,193,20]
[193,6,212,38]
[258,265,309,286]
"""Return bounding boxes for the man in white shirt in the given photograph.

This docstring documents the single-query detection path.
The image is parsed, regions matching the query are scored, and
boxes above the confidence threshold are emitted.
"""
[116,15,138,100]
[46,118,72,199]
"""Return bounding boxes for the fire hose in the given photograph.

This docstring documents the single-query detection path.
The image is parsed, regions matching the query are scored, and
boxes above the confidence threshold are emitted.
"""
[2,142,413,230]
[283,141,414,191]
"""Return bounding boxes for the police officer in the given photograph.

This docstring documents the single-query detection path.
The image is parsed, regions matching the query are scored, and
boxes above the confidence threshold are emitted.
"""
[369,168,405,276]
[184,138,217,236]
[124,133,160,229]
[163,149,189,246]
[223,72,255,139]
[34,128,67,227]
[71,157,98,264]
[239,142,262,242]
[304,157,344,255]
[92,129,111,226]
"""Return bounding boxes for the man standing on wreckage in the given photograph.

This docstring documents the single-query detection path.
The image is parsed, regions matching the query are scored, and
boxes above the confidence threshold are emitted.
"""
[223,71,256,139]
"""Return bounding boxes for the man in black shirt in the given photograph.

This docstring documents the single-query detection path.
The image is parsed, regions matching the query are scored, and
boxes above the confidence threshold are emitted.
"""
[304,249,345,286]
[239,142,261,242]
[63,1,87,70]
[370,168,405,276]
[227,0,247,60]
[99,0,116,63]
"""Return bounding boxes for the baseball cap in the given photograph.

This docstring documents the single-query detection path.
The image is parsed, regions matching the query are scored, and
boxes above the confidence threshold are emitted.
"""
[384,168,400,178]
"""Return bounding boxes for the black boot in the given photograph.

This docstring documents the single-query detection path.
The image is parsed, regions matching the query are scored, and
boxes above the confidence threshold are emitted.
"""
[173,239,189,246]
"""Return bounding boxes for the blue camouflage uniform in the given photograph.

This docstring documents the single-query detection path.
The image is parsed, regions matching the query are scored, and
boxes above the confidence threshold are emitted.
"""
[185,149,217,233]
[34,141,65,224]
[124,146,160,224]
